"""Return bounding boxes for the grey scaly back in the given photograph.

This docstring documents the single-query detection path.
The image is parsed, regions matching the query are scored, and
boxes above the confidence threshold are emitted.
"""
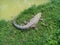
[13,13,42,30]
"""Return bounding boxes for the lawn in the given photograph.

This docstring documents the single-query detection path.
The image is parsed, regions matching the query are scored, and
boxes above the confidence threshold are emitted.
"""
[0,0,60,45]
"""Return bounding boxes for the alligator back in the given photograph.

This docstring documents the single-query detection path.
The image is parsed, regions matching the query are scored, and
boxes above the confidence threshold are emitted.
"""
[13,12,42,30]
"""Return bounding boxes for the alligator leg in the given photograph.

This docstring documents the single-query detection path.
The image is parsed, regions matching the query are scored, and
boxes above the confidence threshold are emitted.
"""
[38,18,43,21]
[31,24,38,30]
[23,20,28,25]
[31,24,36,28]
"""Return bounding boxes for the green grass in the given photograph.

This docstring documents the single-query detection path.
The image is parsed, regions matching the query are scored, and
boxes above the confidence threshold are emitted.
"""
[0,0,60,45]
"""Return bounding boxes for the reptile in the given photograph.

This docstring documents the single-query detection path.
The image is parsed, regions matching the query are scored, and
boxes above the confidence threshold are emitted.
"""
[13,12,42,30]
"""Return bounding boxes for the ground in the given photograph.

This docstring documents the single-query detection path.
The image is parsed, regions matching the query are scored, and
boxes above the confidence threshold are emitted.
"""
[0,0,60,45]
[0,0,50,20]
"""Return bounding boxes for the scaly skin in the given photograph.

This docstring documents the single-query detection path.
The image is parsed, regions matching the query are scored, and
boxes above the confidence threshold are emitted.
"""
[13,13,42,30]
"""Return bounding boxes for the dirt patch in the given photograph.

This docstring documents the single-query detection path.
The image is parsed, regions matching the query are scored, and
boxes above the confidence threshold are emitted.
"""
[0,0,50,21]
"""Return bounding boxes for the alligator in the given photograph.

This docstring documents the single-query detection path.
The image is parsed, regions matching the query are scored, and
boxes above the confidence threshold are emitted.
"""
[13,12,42,30]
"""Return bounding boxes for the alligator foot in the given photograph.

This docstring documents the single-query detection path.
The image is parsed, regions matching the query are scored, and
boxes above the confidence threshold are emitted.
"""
[23,20,28,25]
[31,24,36,28]
[39,18,43,21]
[34,27,38,30]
